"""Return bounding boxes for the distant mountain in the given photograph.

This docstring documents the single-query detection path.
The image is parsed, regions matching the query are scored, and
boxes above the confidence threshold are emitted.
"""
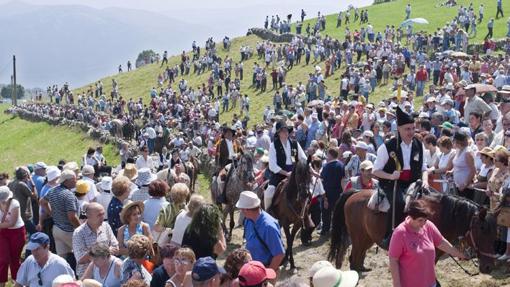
[0,1,214,88]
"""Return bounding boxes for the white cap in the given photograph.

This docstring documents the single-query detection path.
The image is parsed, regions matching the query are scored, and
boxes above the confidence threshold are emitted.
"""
[355,141,369,150]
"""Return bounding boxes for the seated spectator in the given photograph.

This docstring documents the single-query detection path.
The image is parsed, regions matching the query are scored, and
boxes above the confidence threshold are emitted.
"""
[190,256,225,287]
[121,234,153,285]
[238,261,276,287]
[150,244,179,287]
[81,242,123,287]
[168,247,196,287]
[15,232,75,287]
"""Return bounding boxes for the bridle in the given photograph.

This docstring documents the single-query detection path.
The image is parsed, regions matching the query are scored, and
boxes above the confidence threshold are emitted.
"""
[464,215,498,259]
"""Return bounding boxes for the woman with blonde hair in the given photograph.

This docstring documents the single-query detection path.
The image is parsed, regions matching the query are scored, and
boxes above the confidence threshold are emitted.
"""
[108,175,132,235]
[168,247,196,287]
[154,183,189,233]
[171,194,205,246]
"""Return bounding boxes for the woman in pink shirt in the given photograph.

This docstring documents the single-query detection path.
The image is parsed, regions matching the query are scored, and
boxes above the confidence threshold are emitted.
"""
[389,200,466,287]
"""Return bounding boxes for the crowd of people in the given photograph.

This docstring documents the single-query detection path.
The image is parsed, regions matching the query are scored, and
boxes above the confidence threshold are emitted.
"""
[2,2,510,287]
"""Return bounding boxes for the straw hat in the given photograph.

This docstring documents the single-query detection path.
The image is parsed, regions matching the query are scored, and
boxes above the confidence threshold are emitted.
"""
[236,191,261,209]
[119,163,138,181]
[312,266,359,287]
[120,201,145,224]
[479,147,495,159]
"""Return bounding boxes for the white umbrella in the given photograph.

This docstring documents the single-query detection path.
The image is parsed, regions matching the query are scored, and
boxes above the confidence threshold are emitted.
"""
[400,18,429,27]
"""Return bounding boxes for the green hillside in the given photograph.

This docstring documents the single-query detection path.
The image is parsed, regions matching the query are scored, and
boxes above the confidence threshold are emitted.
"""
[74,0,509,125]
[0,105,118,171]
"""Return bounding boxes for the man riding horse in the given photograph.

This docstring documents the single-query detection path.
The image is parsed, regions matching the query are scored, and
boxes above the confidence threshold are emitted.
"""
[264,120,307,210]
[373,106,429,248]
[216,125,243,203]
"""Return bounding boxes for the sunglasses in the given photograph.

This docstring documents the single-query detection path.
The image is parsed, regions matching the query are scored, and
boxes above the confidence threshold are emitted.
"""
[175,258,192,265]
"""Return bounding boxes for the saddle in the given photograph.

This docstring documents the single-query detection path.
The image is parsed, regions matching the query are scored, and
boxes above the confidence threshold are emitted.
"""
[367,189,390,213]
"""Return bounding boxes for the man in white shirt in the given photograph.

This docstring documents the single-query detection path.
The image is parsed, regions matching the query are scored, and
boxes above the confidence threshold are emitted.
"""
[135,146,154,170]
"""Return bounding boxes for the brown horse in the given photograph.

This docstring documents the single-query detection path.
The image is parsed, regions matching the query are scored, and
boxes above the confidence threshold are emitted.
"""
[328,183,498,274]
[270,161,312,269]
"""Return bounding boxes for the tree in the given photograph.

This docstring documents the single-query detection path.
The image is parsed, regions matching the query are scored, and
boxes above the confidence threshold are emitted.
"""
[135,50,157,68]
[1,84,25,99]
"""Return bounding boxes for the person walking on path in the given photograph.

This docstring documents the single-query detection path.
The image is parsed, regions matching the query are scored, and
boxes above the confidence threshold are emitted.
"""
[496,0,504,19]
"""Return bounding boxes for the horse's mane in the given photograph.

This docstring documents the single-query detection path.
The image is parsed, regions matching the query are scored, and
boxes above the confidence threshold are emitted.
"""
[285,161,309,201]
[426,193,479,235]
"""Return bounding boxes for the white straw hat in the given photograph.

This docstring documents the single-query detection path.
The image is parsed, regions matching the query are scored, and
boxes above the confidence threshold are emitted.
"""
[236,191,261,209]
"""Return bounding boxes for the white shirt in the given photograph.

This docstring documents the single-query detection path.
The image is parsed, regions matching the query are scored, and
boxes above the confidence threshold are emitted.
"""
[82,176,99,202]
[136,156,154,170]
[268,139,307,174]
[373,140,427,172]
[226,139,235,159]
[171,210,192,245]
[0,198,24,229]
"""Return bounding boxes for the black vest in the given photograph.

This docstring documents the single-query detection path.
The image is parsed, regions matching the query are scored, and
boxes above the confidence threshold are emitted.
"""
[379,137,423,191]
[274,137,298,169]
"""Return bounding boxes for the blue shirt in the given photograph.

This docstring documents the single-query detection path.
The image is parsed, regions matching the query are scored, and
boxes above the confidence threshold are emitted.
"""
[244,211,285,266]
[32,174,46,197]
[108,197,124,236]
[321,160,345,196]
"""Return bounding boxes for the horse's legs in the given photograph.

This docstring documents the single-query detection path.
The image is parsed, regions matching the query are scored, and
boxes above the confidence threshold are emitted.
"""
[288,223,301,269]
[282,224,291,267]
[349,234,374,272]
[229,208,235,240]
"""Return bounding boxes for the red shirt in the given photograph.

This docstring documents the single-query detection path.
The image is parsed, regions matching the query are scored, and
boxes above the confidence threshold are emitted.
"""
[416,69,428,81]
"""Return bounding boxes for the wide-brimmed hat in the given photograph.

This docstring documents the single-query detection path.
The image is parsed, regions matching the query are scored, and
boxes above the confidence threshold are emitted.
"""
[309,261,334,278]
[236,191,261,209]
[100,176,113,191]
[119,163,138,181]
[275,120,293,133]
[479,147,495,159]
[58,169,76,184]
[312,266,359,287]
[135,168,156,186]
[46,166,61,182]
[0,186,13,202]
[222,125,236,134]
[120,201,144,224]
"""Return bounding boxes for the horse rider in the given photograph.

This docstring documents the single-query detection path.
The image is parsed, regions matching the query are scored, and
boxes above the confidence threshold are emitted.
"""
[264,120,307,210]
[216,125,243,203]
[344,160,379,193]
[372,106,429,248]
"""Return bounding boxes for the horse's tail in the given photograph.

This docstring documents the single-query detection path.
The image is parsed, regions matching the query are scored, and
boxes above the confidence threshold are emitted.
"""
[328,190,356,267]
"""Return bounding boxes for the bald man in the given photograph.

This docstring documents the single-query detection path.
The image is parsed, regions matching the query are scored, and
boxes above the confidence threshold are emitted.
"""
[72,203,119,277]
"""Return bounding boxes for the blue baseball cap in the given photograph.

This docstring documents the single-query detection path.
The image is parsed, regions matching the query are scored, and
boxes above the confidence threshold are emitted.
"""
[191,257,226,282]
[26,232,50,251]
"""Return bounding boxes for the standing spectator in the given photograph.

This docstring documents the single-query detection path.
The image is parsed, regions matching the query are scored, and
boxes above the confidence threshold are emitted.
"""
[81,242,123,287]
[405,3,411,20]
[108,176,131,236]
[496,0,504,19]
[9,167,36,235]
[171,194,205,246]
[182,204,226,259]
[236,191,285,272]
[237,261,276,287]
[15,232,75,287]
[96,176,113,219]
[450,132,476,200]
[168,247,196,287]
[0,186,26,287]
[39,169,80,268]
[415,65,428,97]
[81,165,99,202]
[485,18,495,40]
[190,256,225,287]
[142,180,169,230]
[73,203,119,277]
[117,202,152,257]
[389,201,466,287]
[320,148,345,235]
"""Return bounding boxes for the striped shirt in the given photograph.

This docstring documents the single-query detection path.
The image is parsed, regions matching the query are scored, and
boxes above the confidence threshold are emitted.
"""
[44,185,78,232]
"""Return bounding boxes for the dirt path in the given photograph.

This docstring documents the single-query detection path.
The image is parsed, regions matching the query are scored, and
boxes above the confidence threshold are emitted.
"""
[218,210,510,287]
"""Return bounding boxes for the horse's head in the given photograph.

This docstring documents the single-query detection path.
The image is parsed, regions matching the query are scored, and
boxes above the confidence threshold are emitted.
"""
[238,153,254,183]
[292,161,311,200]
[466,207,498,274]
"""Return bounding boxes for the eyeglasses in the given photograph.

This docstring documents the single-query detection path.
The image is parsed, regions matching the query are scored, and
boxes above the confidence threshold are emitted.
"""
[174,258,192,265]
[38,272,42,286]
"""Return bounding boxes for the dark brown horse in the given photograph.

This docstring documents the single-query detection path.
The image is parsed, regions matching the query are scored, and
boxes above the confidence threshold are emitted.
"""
[329,183,498,274]
[270,161,312,269]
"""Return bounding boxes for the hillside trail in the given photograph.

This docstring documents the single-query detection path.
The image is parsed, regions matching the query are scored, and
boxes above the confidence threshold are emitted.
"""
[216,210,510,287]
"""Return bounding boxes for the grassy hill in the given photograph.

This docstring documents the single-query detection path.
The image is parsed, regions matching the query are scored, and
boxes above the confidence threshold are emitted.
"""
[74,0,507,126]
[0,105,118,171]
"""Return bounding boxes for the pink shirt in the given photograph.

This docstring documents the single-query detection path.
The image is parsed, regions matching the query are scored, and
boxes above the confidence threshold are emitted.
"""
[388,217,444,287]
